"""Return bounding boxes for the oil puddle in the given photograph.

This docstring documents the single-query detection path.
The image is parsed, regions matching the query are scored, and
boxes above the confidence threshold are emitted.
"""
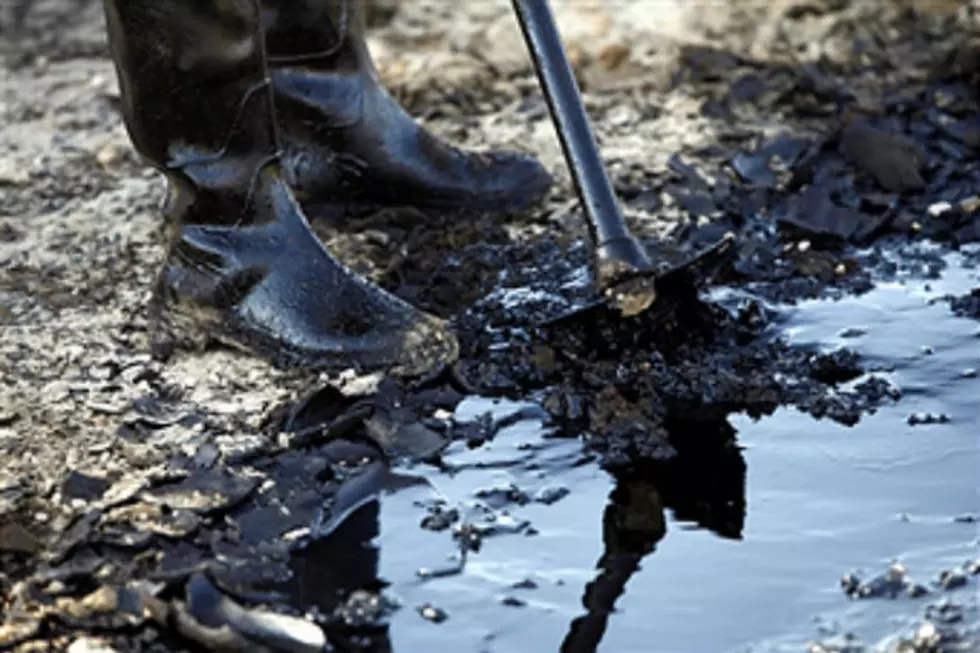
[290,249,978,653]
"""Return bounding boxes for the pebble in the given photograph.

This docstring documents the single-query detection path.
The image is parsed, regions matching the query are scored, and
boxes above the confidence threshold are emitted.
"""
[959,196,980,213]
[512,578,538,590]
[533,485,570,505]
[906,582,930,598]
[844,563,909,599]
[95,144,130,172]
[906,412,949,425]
[937,569,967,590]
[912,621,940,648]
[927,201,953,217]
[416,564,462,579]
[925,599,964,624]
[418,603,448,624]
[420,506,458,531]
[336,590,392,628]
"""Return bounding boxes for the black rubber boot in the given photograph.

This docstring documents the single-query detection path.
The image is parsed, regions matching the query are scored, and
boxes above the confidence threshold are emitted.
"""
[103,0,457,377]
[260,0,553,217]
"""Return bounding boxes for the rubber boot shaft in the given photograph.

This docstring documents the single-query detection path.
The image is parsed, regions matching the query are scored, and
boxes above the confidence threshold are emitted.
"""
[259,0,553,216]
[102,0,458,376]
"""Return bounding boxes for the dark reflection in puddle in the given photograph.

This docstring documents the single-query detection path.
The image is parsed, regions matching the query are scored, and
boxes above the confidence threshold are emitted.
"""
[562,437,745,653]
[285,501,383,616]
[259,251,977,653]
[269,411,746,653]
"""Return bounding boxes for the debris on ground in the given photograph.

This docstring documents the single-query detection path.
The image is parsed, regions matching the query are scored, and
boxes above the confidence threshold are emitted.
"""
[1,0,978,651]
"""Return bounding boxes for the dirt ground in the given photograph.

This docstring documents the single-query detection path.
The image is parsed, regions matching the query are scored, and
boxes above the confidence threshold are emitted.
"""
[1,1,978,651]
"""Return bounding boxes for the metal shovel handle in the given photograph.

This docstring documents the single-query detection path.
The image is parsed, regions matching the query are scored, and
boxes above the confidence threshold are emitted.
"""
[511,0,653,288]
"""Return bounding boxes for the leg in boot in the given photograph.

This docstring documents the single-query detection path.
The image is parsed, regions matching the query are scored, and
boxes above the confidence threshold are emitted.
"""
[261,0,553,216]
[102,0,457,376]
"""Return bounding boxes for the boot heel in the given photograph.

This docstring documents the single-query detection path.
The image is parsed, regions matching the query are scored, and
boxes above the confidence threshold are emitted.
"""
[146,280,215,363]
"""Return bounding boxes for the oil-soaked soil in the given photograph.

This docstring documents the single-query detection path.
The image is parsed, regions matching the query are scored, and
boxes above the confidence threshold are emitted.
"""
[1,1,979,652]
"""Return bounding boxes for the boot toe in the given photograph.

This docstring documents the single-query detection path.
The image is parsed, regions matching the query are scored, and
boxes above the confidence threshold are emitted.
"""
[386,312,459,378]
[157,224,460,378]
[231,270,460,377]
[229,287,459,378]
[476,149,554,211]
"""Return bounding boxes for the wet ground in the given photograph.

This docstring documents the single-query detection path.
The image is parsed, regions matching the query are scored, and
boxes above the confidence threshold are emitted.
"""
[360,249,978,653]
[1,1,979,651]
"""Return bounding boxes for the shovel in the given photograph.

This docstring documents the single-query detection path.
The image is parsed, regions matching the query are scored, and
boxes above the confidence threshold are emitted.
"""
[511,0,659,318]
[511,0,736,326]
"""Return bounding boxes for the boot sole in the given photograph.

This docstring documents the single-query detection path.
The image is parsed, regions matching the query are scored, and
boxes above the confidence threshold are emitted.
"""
[148,290,458,379]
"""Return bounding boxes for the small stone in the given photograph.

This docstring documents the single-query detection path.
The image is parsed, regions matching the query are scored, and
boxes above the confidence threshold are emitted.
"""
[887,563,907,584]
[926,600,964,624]
[512,578,538,590]
[420,506,458,532]
[501,596,526,607]
[418,603,447,623]
[961,196,980,213]
[938,569,967,590]
[533,485,570,505]
[597,43,631,71]
[907,412,950,426]
[927,201,953,217]
[474,483,530,507]
[95,144,130,172]
[907,582,930,598]
[913,621,940,648]
[841,572,861,595]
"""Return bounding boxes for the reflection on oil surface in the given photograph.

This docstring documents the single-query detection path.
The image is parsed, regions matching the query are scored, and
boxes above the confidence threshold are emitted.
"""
[279,251,978,653]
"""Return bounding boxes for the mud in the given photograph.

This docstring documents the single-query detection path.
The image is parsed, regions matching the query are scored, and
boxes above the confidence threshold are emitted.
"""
[2,1,979,652]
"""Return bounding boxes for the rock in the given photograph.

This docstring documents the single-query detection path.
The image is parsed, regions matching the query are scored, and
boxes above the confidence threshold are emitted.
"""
[534,485,570,505]
[94,143,130,172]
[418,603,448,624]
[937,569,968,590]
